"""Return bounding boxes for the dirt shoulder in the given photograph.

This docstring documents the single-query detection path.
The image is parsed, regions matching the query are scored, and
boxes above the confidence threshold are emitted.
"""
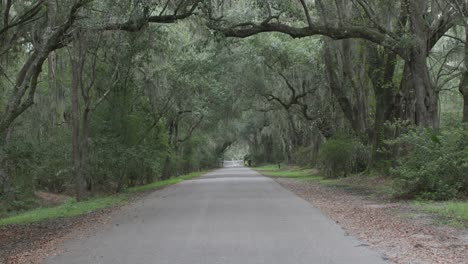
[0,191,147,264]
[0,205,119,264]
[273,177,468,264]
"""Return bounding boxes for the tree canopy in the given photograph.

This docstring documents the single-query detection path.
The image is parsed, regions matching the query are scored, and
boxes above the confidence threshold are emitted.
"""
[0,0,466,208]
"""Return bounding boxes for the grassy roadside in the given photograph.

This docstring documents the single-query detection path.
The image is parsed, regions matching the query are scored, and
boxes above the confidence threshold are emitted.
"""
[255,165,354,186]
[413,201,468,228]
[255,165,324,181]
[256,165,394,195]
[255,164,468,228]
[126,171,203,193]
[0,171,206,226]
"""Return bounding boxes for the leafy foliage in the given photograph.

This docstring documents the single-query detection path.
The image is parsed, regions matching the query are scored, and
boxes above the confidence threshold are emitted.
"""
[319,136,369,178]
[1,0,467,218]
[390,126,468,200]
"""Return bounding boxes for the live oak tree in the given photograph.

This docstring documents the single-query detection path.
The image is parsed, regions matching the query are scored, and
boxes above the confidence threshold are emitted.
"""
[0,0,202,199]
[0,0,466,207]
[209,0,465,129]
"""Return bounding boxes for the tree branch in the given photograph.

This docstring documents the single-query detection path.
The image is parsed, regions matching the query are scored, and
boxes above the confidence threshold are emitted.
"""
[298,0,312,27]
[0,0,45,36]
[178,115,204,143]
[214,22,405,58]
[98,0,201,31]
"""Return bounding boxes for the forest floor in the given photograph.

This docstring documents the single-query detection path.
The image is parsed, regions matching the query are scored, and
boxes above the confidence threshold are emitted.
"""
[257,165,468,264]
[0,171,205,264]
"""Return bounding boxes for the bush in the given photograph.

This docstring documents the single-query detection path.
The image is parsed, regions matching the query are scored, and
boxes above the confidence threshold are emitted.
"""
[390,126,468,200]
[319,136,369,178]
[292,145,316,167]
[88,136,166,193]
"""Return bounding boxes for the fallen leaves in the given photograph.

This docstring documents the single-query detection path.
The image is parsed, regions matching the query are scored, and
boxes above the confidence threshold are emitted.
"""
[0,208,115,264]
[275,178,468,264]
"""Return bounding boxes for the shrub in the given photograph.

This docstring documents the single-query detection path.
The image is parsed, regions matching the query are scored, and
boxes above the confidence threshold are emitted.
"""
[291,143,322,167]
[390,125,468,200]
[319,136,369,178]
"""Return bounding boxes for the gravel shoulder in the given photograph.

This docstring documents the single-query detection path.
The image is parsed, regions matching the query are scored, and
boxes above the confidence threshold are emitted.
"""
[273,177,468,264]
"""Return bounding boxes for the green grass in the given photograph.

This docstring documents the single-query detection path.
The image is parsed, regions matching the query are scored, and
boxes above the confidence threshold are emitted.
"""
[0,171,206,226]
[255,164,283,172]
[0,195,127,226]
[126,171,205,193]
[413,201,468,228]
[258,165,467,228]
[255,165,325,182]
[256,165,393,194]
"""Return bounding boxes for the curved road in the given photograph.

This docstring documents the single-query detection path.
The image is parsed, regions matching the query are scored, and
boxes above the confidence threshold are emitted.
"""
[45,168,387,264]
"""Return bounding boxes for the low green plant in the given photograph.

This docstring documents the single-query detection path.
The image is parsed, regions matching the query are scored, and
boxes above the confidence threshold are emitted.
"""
[255,165,323,181]
[319,136,369,178]
[413,201,468,228]
[292,145,317,167]
[0,195,126,226]
[126,171,204,193]
[0,171,205,225]
[390,126,468,200]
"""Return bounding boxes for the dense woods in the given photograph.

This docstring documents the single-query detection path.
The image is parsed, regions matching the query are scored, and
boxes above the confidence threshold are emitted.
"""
[0,0,467,215]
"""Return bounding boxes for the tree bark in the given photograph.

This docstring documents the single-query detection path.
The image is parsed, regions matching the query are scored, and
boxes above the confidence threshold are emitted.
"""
[396,0,439,129]
[462,88,468,123]
[161,119,176,180]
[461,30,468,123]
[341,39,369,136]
[161,156,171,180]
[316,0,369,136]
[368,45,398,155]
[408,52,439,128]
[461,70,468,123]
[71,31,87,201]
[323,42,368,136]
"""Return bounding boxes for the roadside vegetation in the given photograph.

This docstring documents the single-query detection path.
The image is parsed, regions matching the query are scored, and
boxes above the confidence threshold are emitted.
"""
[0,0,467,232]
[0,171,204,226]
[256,164,468,228]
[413,201,468,228]
[255,165,390,195]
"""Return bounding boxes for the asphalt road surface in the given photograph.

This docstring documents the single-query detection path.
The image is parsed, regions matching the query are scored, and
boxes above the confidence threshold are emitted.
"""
[45,168,387,264]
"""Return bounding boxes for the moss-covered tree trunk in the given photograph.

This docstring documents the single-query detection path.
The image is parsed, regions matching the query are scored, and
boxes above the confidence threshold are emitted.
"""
[70,31,88,201]
[461,30,468,123]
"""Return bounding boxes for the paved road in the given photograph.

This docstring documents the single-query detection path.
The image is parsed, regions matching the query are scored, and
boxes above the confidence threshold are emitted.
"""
[45,168,387,264]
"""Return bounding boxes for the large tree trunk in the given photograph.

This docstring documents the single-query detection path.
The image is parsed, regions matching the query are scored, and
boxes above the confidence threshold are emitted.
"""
[396,0,439,129]
[281,135,292,164]
[341,39,369,136]
[367,46,398,162]
[81,107,90,190]
[410,53,439,128]
[161,156,171,180]
[161,119,176,180]
[396,52,439,129]
[0,131,10,196]
[461,30,468,123]
[316,0,369,136]
[462,89,468,123]
[71,32,87,201]
[461,64,468,123]
[323,43,367,135]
